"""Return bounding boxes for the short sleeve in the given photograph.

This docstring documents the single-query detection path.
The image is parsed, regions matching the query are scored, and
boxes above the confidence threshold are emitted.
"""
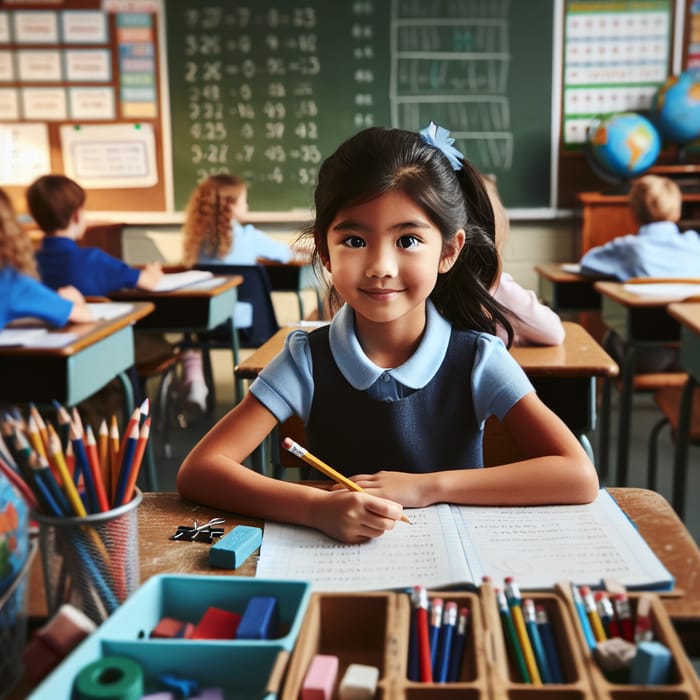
[7,271,73,327]
[249,329,314,422]
[471,334,534,426]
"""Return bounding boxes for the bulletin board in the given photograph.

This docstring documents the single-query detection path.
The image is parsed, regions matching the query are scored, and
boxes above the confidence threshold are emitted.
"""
[0,0,167,213]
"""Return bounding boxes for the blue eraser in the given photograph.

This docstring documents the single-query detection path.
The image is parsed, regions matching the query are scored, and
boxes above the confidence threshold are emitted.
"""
[236,596,280,639]
[209,525,262,569]
[629,640,673,685]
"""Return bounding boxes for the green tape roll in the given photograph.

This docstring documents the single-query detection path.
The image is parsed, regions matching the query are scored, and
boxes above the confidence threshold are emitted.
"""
[73,655,144,700]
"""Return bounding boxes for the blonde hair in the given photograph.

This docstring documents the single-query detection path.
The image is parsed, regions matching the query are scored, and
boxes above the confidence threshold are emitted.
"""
[181,174,245,266]
[0,188,38,277]
[629,175,682,224]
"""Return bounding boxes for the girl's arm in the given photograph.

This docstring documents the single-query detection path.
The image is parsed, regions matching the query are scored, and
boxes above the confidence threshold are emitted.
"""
[354,392,599,508]
[176,392,405,543]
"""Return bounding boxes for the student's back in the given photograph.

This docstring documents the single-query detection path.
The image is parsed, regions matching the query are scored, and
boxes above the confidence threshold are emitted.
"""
[27,174,162,295]
[579,175,700,281]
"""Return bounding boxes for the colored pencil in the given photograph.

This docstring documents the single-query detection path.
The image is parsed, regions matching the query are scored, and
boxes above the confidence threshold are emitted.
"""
[504,578,541,684]
[28,403,49,453]
[523,598,553,684]
[109,415,120,503]
[436,600,457,683]
[26,413,47,459]
[47,424,86,518]
[496,587,530,683]
[113,422,139,508]
[70,422,99,514]
[85,425,110,512]
[52,400,72,451]
[119,416,150,506]
[412,585,432,682]
[97,419,109,495]
[429,597,444,675]
[447,607,469,682]
[119,399,149,467]
[282,436,412,524]
[535,604,564,684]
[580,585,607,643]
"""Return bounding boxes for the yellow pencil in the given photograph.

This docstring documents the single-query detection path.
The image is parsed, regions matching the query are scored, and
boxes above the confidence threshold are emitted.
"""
[281,437,411,525]
[47,424,86,518]
[504,577,541,685]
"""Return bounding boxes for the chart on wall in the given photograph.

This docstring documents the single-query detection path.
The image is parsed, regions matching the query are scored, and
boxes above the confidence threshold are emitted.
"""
[165,0,555,212]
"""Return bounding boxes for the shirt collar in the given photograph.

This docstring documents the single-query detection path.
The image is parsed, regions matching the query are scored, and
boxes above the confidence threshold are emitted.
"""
[42,236,78,248]
[328,300,451,390]
[637,221,680,237]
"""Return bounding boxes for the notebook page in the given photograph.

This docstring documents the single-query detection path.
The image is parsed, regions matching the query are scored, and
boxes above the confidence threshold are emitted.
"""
[153,270,214,291]
[450,490,673,590]
[256,503,472,591]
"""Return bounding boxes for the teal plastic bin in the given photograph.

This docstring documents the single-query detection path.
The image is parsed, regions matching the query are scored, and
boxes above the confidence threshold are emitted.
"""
[29,574,312,699]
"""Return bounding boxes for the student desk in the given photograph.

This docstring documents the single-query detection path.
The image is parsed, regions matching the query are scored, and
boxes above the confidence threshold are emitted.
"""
[665,302,700,520]
[535,263,606,313]
[0,302,154,419]
[20,488,700,656]
[235,321,619,470]
[594,281,689,489]
[108,275,244,400]
[261,258,324,320]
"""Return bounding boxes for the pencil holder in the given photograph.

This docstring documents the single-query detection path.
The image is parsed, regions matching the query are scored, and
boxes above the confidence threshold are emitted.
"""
[34,489,142,625]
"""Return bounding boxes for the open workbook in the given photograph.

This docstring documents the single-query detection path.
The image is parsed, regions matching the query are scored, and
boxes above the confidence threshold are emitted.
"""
[256,490,673,592]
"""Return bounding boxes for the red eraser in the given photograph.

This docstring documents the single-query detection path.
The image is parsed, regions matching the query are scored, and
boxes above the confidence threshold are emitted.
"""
[192,607,241,640]
[301,654,339,700]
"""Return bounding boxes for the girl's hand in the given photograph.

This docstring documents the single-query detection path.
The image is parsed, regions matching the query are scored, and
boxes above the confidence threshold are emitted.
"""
[349,471,430,508]
[311,489,404,544]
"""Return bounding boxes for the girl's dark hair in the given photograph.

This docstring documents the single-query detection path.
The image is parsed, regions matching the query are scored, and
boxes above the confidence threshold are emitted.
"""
[301,126,514,344]
[26,174,86,234]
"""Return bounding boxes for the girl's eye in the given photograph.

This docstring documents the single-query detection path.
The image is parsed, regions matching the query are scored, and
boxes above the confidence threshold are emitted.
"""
[342,235,365,248]
[397,235,420,249]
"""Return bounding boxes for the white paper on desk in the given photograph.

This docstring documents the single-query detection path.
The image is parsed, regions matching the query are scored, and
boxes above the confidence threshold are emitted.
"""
[0,328,48,346]
[0,328,78,347]
[560,263,581,273]
[256,490,673,592]
[87,302,134,320]
[623,282,700,299]
[153,270,214,292]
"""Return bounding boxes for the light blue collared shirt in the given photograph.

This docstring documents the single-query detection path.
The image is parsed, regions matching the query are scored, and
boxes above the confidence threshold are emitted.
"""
[198,221,293,265]
[579,221,700,281]
[250,301,533,426]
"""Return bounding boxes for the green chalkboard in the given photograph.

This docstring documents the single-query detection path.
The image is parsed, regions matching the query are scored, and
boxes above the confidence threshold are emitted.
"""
[165,0,554,212]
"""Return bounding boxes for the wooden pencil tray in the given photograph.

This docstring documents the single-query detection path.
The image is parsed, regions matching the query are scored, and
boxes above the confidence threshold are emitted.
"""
[281,588,700,699]
[554,586,700,700]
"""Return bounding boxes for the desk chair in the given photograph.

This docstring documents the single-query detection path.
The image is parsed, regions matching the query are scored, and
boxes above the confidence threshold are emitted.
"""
[193,263,280,407]
[597,278,690,486]
[648,385,700,508]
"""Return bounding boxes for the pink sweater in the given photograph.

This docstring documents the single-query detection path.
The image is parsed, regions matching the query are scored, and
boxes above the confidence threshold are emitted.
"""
[491,272,565,346]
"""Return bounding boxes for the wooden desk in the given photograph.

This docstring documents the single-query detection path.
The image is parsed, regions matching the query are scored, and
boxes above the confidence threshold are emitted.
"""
[0,302,153,419]
[262,258,324,320]
[595,281,688,489]
[109,275,244,400]
[23,488,700,650]
[577,189,700,255]
[236,322,619,465]
[666,302,700,520]
[535,263,607,313]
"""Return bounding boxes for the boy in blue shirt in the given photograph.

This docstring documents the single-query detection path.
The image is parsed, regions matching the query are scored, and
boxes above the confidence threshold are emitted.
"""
[27,174,163,295]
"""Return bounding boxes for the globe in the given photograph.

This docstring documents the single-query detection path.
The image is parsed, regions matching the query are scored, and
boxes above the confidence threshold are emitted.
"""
[651,69,700,145]
[586,112,661,183]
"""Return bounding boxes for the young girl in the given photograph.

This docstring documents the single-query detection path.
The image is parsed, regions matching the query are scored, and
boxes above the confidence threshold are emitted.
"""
[0,187,91,329]
[181,173,295,267]
[483,176,565,346]
[180,174,298,410]
[177,124,599,544]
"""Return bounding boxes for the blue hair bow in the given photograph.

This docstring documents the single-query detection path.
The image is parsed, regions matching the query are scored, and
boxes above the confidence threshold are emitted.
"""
[419,121,464,171]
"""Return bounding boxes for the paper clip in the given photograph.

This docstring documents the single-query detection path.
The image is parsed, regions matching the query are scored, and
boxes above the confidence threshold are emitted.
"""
[170,518,225,543]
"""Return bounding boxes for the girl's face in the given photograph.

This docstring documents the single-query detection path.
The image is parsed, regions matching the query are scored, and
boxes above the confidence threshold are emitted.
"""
[323,190,463,329]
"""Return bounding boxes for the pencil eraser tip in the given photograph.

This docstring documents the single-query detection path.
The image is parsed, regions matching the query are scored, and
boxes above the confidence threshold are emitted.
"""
[281,437,293,449]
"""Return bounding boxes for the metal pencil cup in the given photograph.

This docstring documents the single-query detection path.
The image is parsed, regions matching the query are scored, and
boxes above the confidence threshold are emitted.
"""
[34,489,142,625]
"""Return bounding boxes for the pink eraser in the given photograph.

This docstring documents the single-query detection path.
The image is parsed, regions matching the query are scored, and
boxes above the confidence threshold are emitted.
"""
[192,607,241,639]
[151,617,188,639]
[22,604,97,683]
[301,654,339,700]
